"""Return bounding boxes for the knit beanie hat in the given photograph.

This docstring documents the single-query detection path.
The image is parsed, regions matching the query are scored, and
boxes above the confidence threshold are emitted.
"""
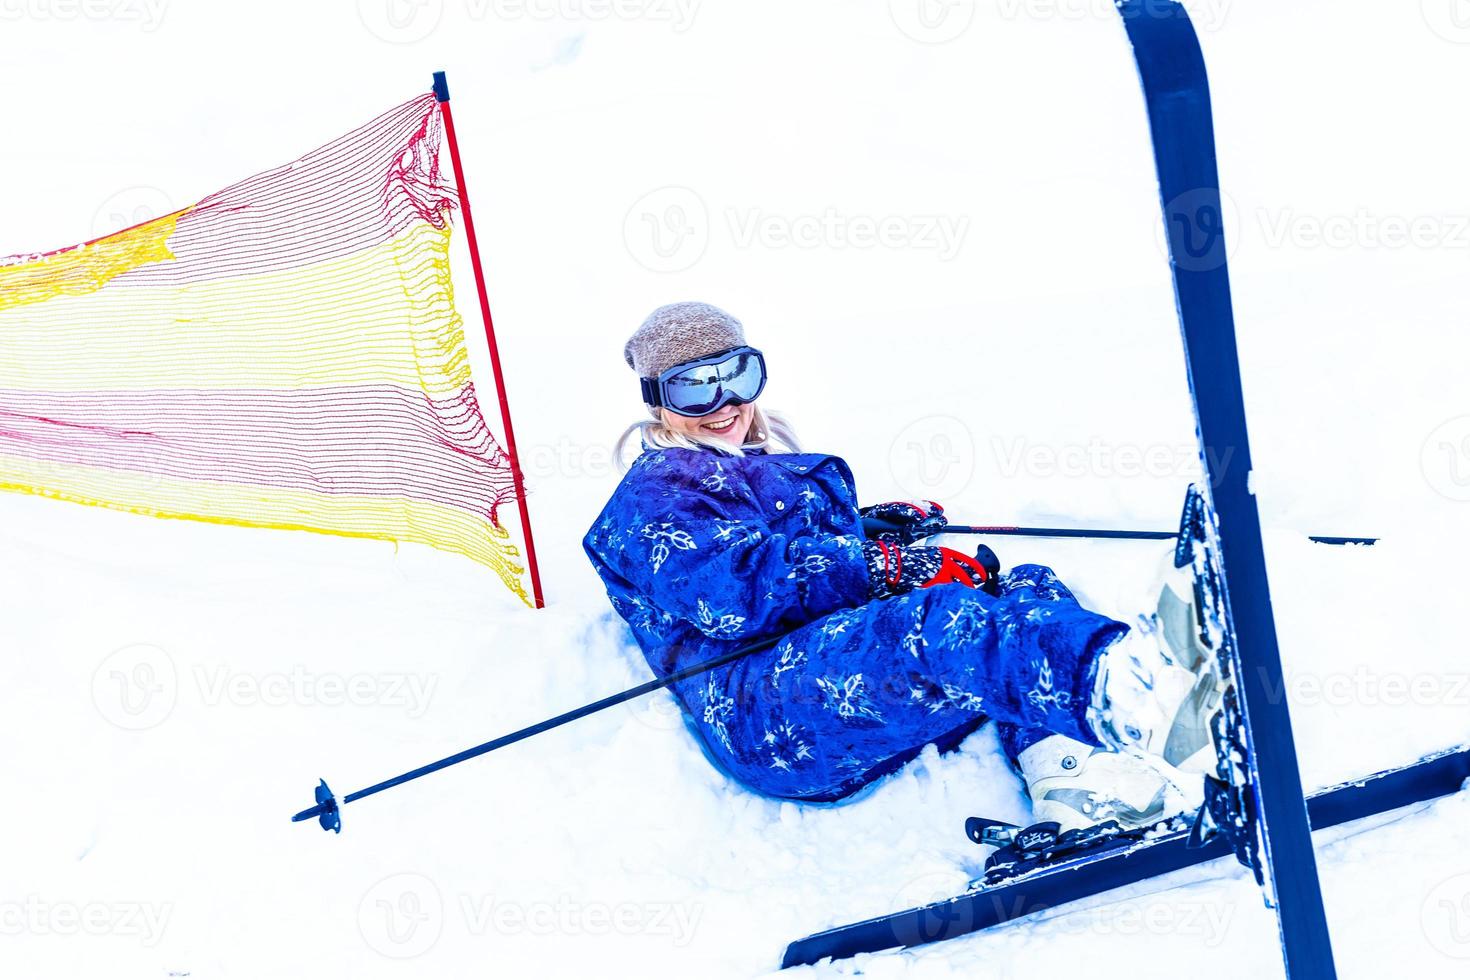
[624,302,747,385]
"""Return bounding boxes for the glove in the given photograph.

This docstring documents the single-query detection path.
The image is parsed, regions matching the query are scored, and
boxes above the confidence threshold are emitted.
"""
[862,539,998,598]
[858,500,948,545]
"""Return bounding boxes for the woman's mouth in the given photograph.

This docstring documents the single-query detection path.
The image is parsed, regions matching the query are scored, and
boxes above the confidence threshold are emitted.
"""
[701,415,738,433]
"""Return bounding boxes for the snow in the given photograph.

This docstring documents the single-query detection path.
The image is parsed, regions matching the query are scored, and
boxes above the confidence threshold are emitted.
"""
[3,1,1470,978]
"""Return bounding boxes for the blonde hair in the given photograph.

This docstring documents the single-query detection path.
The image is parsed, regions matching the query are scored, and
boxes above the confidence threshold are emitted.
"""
[615,404,801,468]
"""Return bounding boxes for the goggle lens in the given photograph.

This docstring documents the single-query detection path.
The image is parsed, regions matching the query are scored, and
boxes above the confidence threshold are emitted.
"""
[658,348,766,417]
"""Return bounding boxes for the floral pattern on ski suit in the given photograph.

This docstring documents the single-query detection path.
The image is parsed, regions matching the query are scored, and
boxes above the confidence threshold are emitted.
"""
[583,446,1126,802]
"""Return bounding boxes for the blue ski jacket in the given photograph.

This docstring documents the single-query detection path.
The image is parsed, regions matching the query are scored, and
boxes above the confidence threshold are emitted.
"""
[584,446,1123,801]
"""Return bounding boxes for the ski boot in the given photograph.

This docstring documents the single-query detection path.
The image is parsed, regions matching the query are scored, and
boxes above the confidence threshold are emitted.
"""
[1017,734,1192,833]
[964,734,1195,885]
[1085,556,1226,774]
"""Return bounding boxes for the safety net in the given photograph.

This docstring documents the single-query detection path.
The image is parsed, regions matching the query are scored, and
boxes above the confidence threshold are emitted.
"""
[0,93,530,603]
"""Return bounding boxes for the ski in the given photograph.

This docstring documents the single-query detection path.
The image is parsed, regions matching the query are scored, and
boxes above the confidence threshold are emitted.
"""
[1122,0,1336,974]
[781,746,1470,968]
[785,1,1415,970]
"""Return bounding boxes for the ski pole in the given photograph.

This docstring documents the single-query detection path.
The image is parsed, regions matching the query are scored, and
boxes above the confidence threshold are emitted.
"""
[941,525,1377,546]
[295,519,1374,832]
[290,634,781,833]
[862,514,1376,546]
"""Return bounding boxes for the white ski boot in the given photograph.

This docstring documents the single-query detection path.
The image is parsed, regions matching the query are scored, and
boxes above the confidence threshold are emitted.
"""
[1017,734,1192,834]
[1086,559,1225,774]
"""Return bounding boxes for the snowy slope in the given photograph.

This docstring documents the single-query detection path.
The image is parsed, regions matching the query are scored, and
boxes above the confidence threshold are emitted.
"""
[3,1,1469,978]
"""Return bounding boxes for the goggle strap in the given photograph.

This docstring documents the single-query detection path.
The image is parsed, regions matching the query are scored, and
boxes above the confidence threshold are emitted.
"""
[639,376,663,408]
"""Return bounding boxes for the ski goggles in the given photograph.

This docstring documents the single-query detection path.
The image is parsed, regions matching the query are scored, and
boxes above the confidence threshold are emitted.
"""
[639,346,768,418]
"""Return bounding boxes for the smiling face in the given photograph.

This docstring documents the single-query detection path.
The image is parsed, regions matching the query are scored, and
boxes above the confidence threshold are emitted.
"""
[661,401,756,448]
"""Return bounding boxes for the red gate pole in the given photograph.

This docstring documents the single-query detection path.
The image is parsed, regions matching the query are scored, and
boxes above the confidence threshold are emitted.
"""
[432,71,546,608]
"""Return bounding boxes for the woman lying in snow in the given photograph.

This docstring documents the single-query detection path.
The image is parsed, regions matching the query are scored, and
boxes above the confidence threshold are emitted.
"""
[583,301,1219,834]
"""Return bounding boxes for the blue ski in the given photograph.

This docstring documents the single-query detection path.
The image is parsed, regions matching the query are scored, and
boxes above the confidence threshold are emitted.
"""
[1117,1,1336,974]
[781,746,1470,968]
[784,2,1396,971]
